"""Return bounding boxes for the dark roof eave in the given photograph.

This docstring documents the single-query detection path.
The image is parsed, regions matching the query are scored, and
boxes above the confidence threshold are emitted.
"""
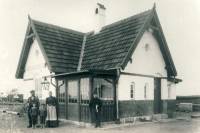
[168,77,182,84]
[152,8,177,77]
[51,69,118,78]
[15,19,32,79]
[120,7,178,77]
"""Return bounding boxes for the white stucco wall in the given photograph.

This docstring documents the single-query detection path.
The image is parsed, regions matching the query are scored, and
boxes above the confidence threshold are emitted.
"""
[168,81,176,100]
[118,30,176,101]
[24,39,49,79]
[161,79,176,100]
[118,75,154,100]
[161,79,168,100]
[118,75,176,100]
[23,39,55,100]
[123,30,167,77]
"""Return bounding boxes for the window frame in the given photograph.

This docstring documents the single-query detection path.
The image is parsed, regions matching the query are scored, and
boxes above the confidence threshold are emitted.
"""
[68,80,79,103]
[130,82,135,99]
[58,79,65,103]
[93,78,114,100]
[144,82,149,99]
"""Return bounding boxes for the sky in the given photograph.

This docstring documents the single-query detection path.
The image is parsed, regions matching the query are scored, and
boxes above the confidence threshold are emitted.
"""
[0,0,200,96]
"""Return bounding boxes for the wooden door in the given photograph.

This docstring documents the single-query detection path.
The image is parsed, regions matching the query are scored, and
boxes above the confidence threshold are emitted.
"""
[57,80,66,119]
[154,78,161,114]
[67,80,79,121]
[80,78,90,122]
[92,78,116,122]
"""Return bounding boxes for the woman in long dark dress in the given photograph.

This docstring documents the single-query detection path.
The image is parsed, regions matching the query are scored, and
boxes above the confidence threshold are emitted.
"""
[46,91,58,127]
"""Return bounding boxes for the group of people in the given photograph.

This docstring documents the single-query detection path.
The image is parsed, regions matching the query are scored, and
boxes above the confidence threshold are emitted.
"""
[26,89,103,128]
[27,90,58,129]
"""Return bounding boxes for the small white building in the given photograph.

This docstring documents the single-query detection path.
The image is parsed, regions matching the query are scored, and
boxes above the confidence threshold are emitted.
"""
[16,4,181,122]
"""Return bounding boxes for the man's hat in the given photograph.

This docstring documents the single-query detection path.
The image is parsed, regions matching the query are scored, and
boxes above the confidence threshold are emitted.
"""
[30,90,35,93]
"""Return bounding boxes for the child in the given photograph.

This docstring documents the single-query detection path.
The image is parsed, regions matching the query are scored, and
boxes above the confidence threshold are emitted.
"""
[30,103,38,128]
[39,104,47,128]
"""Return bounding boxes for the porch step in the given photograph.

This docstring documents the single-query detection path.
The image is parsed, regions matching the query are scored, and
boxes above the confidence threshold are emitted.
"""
[174,112,192,121]
[119,114,168,124]
[58,114,169,128]
[191,112,200,118]
[59,119,92,128]
[152,114,168,121]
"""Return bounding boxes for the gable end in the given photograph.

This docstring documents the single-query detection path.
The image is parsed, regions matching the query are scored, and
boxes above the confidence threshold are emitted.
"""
[121,7,177,77]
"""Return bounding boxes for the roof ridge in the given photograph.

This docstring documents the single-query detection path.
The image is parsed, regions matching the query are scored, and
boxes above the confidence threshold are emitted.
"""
[31,18,85,36]
[101,9,152,31]
[28,9,151,37]
[77,34,88,71]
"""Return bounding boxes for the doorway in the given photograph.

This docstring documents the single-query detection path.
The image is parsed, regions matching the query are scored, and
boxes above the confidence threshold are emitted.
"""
[67,80,79,121]
[92,78,116,122]
[154,78,162,114]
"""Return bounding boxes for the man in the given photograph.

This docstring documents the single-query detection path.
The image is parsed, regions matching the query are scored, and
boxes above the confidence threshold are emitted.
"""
[89,94,102,128]
[27,90,40,128]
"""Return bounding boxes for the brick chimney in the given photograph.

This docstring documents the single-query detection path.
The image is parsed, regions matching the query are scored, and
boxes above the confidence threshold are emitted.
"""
[94,3,106,33]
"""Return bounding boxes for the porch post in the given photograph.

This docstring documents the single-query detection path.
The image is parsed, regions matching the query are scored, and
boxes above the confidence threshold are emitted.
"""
[89,76,94,123]
[115,79,119,120]
[55,79,59,125]
[55,78,58,99]
[116,69,120,121]
[65,78,68,119]
[78,78,81,121]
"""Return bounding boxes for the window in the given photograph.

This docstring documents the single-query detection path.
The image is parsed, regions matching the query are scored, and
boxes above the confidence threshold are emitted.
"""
[80,78,90,104]
[93,78,114,100]
[58,80,65,103]
[130,82,135,99]
[95,8,98,14]
[68,80,78,103]
[144,83,149,99]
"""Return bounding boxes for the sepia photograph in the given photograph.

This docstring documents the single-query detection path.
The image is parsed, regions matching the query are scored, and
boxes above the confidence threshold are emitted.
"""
[0,0,200,132]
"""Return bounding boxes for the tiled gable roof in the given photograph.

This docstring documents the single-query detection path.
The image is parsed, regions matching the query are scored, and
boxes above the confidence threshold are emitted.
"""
[81,10,151,70]
[16,7,178,78]
[32,20,84,73]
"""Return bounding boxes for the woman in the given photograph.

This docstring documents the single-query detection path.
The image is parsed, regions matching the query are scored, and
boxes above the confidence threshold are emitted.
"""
[46,91,58,127]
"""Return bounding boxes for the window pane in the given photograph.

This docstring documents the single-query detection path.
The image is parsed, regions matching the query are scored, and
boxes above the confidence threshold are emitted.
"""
[93,78,114,100]
[130,82,135,99]
[59,80,65,94]
[80,78,90,104]
[130,94,133,98]
[58,80,65,103]
[68,80,78,103]
[144,83,148,99]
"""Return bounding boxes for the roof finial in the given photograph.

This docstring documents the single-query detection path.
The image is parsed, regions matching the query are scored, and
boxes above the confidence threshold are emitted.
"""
[153,3,156,10]
[28,14,32,21]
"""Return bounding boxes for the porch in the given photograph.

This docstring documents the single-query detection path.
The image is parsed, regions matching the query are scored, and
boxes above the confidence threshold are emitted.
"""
[54,70,117,123]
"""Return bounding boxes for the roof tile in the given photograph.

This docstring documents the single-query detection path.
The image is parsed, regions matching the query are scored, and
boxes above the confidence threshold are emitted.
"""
[32,20,84,73]
[81,10,151,70]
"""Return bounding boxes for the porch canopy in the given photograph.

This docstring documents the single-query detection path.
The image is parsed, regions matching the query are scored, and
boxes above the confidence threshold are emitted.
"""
[50,69,118,122]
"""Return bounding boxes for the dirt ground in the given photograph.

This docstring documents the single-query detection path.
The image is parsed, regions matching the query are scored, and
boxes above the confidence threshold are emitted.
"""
[1,112,200,133]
